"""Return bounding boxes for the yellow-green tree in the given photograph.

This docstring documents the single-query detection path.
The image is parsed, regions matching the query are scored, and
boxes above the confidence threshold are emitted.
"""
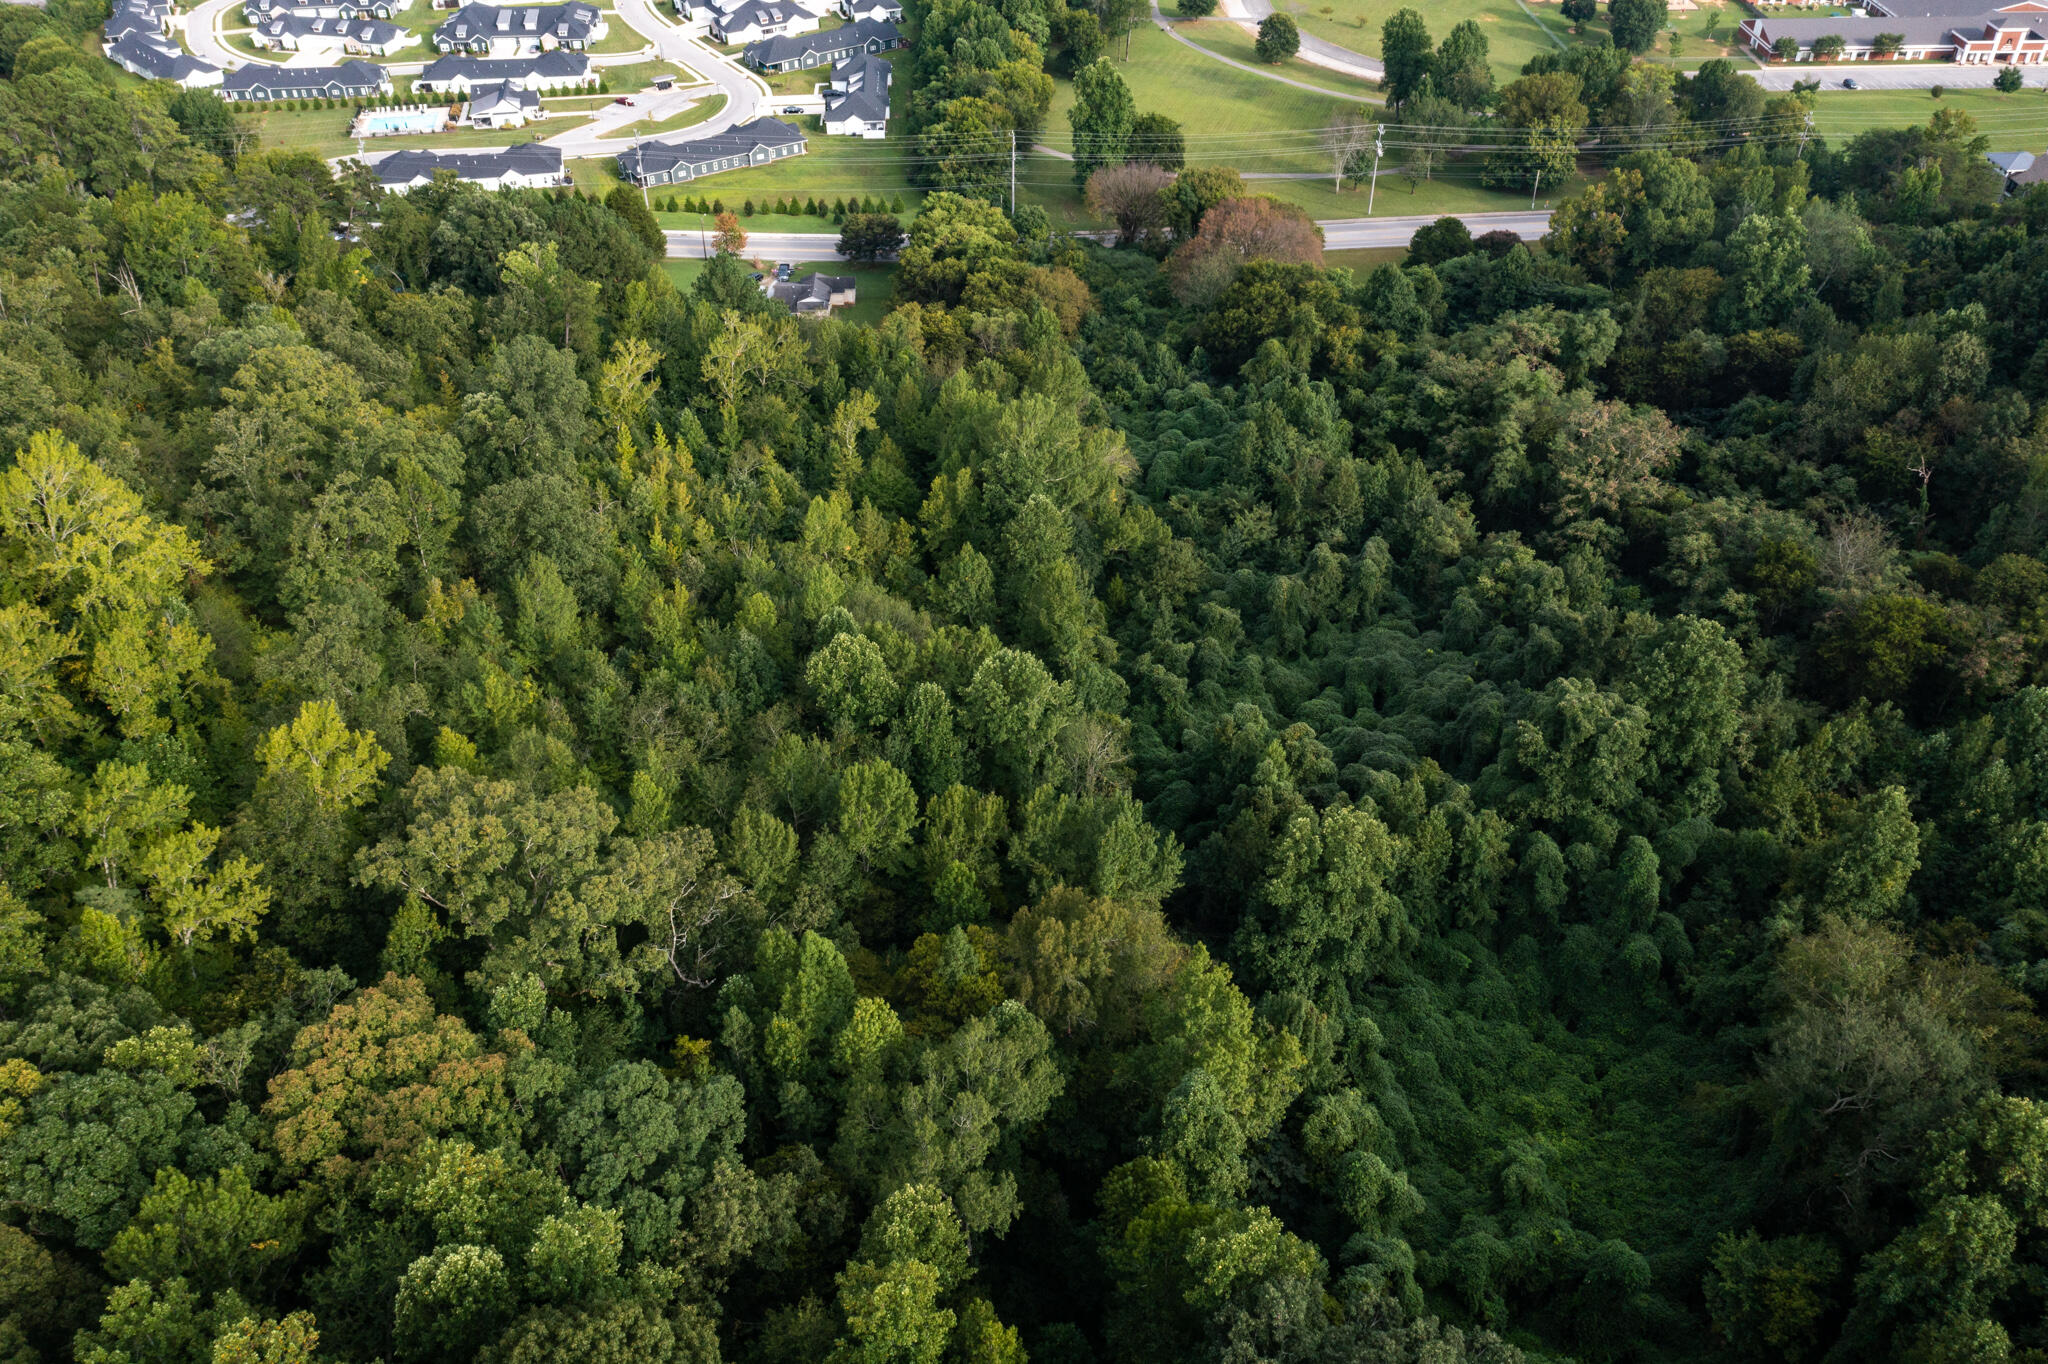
[0,432,212,739]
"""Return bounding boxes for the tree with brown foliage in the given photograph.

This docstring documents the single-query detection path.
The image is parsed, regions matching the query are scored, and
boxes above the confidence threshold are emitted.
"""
[1166,196,1324,305]
[1085,161,1174,248]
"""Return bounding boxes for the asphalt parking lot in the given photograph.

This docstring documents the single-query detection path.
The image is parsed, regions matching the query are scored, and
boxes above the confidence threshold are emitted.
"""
[1751,63,2048,91]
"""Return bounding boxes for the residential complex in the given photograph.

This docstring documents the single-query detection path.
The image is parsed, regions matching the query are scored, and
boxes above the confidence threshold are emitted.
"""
[374,144,567,191]
[220,58,393,99]
[614,116,806,183]
[743,16,899,71]
[414,50,596,91]
[431,2,607,55]
[1739,0,2048,63]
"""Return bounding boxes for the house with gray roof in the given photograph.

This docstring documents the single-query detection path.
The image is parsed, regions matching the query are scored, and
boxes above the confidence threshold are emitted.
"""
[254,13,411,54]
[1991,149,2048,192]
[614,116,807,184]
[104,0,170,41]
[106,33,224,87]
[766,271,855,313]
[414,49,594,91]
[432,2,606,55]
[373,143,566,192]
[821,50,887,136]
[710,0,819,43]
[467,80,541,126]
[743,17,899,71]
[243,0,403,19]
[220,58,392,100]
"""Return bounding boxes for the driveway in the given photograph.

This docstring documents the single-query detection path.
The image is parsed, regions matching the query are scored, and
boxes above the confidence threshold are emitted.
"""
[1750,62,2048,91]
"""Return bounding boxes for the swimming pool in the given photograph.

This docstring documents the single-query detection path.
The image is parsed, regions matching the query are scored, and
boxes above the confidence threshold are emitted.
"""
[355,109,449,136]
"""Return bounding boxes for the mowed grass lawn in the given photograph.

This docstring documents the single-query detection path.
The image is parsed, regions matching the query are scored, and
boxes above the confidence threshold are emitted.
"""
[610,90,727,137]
[1323,245,1408,272]
[236,105,594,159]
[1518,0,1758,70]
[1807,86,2048,143]
[598,59,701,90]
[1041,24,1360,174]
[1250,161,1591,222]
[1275,0,1562,81]
[571,135,922,232]
[1021,28,1577,227]
[1165,18,1385,100]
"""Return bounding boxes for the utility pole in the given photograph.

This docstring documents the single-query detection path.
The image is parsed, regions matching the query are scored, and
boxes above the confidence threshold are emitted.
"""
[1009,129,1016,216]
[1366,123,1383,215]
[1799,108,1814,152]
[1530,165,1542,210]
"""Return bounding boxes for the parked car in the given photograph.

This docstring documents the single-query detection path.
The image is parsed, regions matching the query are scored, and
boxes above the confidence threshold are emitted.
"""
[1842,77,1858,88]
[782,105,804,114]
[613,95,636,105]
[775,262,792,280]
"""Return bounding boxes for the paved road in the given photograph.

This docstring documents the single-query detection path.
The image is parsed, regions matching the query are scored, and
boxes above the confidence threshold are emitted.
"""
[181,0,255,68]
[668,228,850,258]
[1216,0,1382,81]
[665,209,1553,259]
[555,0,765,149]
[1148,1,1380,100]
[1750,62,2048,91]
[1321,209,1550,248]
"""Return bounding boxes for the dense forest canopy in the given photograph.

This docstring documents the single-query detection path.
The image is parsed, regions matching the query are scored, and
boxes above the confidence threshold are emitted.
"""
[7,0,2048,1361]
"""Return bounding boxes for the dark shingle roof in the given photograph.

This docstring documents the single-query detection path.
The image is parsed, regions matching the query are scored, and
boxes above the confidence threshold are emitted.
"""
[716,0,803,30]
[824,82,886,124]
[417,50,589,81]
[107,33,218,80]
[1746,11,2043,42]
[744,18,897,68]
[434,2,601,44]
[1870,0,2048,16]
[615,116,806,179]
[374,143,562,186]
[767,272,852,309]
[468,81,541,114]
[222,58,387,93]
[259,14,403,42]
